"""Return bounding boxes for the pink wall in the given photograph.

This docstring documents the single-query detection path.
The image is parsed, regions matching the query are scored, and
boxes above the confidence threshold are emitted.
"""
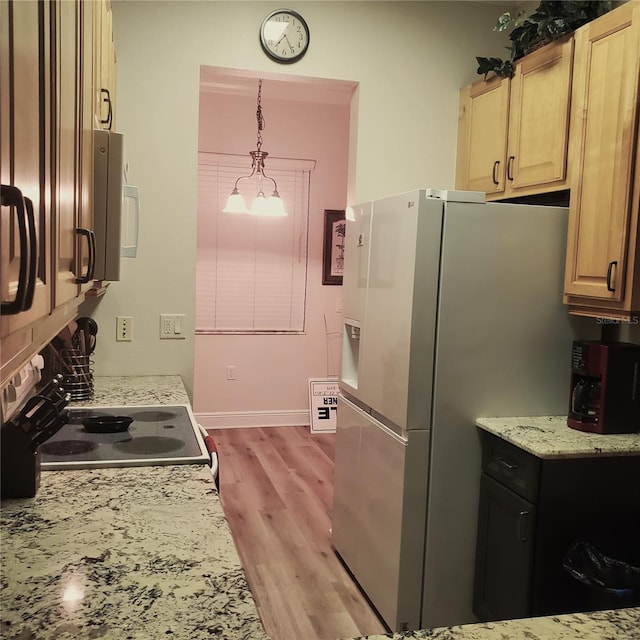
[193,79,351,427]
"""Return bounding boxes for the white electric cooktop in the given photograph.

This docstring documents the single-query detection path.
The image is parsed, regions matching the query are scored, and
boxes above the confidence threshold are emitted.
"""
[39,404,209,470]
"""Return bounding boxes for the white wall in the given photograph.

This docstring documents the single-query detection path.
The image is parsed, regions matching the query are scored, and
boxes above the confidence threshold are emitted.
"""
[83,1,509,401]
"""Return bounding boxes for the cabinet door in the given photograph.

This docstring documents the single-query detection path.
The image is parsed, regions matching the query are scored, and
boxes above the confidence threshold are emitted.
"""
[564,3,640,303]
[1,0,52,336]
[507,37,573,192]
[473,473,535,622]
[55,0,82,306]
[78,0,94,294]
[94,0,116,131]
[455,76,509,195]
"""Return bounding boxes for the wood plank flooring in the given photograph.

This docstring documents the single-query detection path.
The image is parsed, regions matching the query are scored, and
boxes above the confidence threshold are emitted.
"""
[207,426,388,640]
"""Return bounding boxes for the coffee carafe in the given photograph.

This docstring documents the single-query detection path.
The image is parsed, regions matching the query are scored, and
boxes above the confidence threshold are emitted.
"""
[568,341,640,434]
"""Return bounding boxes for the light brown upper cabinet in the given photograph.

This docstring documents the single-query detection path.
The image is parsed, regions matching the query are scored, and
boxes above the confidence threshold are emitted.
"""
[456,37,574,201]
[94,0,117,131]
[563,1,640,318]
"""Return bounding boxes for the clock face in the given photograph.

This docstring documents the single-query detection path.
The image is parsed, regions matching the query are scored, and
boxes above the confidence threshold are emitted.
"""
[260,9,310,63]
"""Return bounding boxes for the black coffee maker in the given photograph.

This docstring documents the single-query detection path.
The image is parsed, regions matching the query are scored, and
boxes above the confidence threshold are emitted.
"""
[568,341,640,434]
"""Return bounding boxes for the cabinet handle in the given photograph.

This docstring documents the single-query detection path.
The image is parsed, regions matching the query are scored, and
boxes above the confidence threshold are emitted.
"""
[23,196,38,311]
[518,510,530,542]
[606,261,617,292]
[100,88,113,131]
[492,160,500,186]
[507,155,515,181]
[0,184,31,315]
[74,228,96,284]
[497,456,518,471]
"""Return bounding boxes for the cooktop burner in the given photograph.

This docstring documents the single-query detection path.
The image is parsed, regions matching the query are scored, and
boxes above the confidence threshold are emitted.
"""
[39,405,209,470]
[40,440,99,456]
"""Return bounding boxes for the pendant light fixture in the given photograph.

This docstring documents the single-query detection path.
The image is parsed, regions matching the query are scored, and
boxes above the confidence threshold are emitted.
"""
[223,79,287,217]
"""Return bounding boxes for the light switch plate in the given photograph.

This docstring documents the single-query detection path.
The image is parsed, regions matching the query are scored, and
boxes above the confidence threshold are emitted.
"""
[160,314,186,340]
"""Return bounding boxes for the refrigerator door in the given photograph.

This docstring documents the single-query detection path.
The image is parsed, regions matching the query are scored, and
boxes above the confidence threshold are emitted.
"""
[358,191,443,432]
[340,201,372,395]
[332,394,430,632]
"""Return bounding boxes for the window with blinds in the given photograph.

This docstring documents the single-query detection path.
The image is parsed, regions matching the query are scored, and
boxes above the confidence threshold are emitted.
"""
[196,152,312,334]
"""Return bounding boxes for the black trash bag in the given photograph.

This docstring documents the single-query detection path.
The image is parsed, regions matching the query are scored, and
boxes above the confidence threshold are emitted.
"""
[563,526,640,609]
[564,539,640,589]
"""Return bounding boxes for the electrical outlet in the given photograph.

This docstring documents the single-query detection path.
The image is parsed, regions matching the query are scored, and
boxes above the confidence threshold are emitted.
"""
[116,316,132,342]
[226,365,236,381]
[160,314,186,340]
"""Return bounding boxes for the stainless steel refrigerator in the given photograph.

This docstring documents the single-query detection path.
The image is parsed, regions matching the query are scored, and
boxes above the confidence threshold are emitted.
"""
[332,188,595,632]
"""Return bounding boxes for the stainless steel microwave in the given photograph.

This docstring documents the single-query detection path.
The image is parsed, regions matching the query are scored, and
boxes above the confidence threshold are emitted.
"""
[93,130,139,281]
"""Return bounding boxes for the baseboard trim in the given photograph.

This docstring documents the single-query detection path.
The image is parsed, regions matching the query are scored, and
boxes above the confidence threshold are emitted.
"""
[195,409,310,429]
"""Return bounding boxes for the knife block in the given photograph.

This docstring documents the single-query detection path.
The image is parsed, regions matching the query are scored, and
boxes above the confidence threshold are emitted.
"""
[0,421,41,498]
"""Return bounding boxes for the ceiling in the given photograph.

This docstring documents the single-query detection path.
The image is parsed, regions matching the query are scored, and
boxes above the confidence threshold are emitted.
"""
[199,66,357,106]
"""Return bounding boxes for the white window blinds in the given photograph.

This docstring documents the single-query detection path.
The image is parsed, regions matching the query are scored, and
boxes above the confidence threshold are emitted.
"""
[196,152,312,333]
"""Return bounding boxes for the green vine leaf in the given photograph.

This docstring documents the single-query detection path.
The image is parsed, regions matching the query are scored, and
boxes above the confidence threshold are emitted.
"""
[476,1,613,80]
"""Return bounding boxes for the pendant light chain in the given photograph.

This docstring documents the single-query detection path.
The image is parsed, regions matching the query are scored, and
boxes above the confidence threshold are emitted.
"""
[256,79,264,153]
[222,78,287,216]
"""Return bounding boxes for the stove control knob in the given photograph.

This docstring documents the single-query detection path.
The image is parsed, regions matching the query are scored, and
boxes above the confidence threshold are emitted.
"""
[4,383,17,403]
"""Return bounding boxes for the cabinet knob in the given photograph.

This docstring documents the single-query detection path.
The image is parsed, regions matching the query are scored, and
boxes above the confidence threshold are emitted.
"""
[0,184,36,314]
[507,156,515,181]
[100,88,113,131]
[606,261,617,292]
[497,456,518,471]
[492,160,500,186]
[74,228,96,284]
[518,510,530,542]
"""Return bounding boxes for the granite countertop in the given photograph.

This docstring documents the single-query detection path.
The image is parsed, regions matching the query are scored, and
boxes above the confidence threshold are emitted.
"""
[71,374,190,407]
[3,377,638,639]
[1,376,268,640]
[344,608,640,640]
[476,416,640,459]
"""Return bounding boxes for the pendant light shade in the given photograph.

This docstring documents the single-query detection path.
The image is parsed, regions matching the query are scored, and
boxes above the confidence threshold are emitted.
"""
[223,79,287,217]
[222,189,249,214]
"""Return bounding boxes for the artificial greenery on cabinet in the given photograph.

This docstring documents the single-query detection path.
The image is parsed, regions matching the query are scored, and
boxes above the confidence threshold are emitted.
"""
[476,1,612,79]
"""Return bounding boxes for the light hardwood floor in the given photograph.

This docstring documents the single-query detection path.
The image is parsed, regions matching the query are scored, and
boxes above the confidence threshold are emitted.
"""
[208,426,388,640]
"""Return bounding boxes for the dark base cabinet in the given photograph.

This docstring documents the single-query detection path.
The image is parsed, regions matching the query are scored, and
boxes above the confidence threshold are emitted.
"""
[474,431,640,622]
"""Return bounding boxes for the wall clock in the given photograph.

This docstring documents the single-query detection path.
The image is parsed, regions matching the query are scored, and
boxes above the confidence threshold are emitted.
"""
[260,9,310,64]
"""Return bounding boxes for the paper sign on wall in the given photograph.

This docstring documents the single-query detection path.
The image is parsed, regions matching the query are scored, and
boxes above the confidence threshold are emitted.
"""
[308,378,339,433]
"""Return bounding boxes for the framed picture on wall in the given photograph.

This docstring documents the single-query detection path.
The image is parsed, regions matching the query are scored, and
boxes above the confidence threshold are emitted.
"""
[322,209,346,285]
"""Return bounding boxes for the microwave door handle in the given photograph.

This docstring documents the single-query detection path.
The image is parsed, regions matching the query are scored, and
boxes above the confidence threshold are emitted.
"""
[74,227,96,283]
[1,184,31,314]
[122,185,140,258]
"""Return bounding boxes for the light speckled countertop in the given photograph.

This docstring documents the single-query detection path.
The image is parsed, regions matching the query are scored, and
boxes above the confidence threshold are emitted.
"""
[476,416,640,459]
[344,608,640,640]
[1,376,268,640]
[3,379,639,640]
[71,374,190,407]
